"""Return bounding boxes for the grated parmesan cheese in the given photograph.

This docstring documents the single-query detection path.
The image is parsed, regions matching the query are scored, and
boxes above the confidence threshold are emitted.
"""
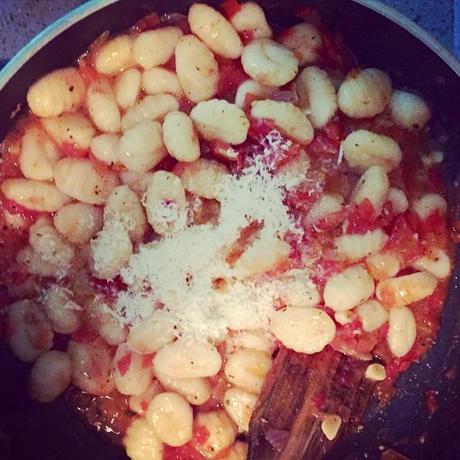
[113,143,307,341]
[90,219,133,280]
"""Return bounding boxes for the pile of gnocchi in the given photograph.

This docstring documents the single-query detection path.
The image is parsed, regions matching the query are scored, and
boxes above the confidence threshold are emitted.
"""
[0,1,452,459]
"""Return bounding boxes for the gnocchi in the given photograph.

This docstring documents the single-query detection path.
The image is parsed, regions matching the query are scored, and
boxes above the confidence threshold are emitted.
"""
[270,307,336,354]
[2,178,71,212]
[241,39,299,86]
[114,68,142,109]
[122,94,179,130]
[224,348,272,394]
[376,272,438,308]
[412,193,447,221]
[7,300,54,363]
[351,166,390,212]
[29,350,72,402]
[343,129,402,172]
[118,120,166,173]
[296,66,337,128]
[146,392,193,446]
[113,344,153,396]
[193,411,237,457]
[335,229,388,262]
[175,35,219,103]
[251,100,314,145]
[124,418,163,460]
[390,90,431,130]
[355,300,388,332]
[224,387,258,432]
[68,338,115,395]
[230,2,272,39]
[54,157,119,204]
[142,67,182,96]
[143,171,187,236]
[27,67,85,117]
[41,284,81,334]
[86,78,121,133]
[174,158,228,200]
[95,35,135,75]
[104,185,147,241]
[190,99,250,144]
[90,133,120,165]
[155,372,211,406]
[163,111,201,162]
[54,202,103,244]
[41,113,95,149]
[189,4,243,59]
[280,23,322,65]
[387,306,417,358]
[338,68,392,118]
[19,126,59,181]
[153,340,222,379]
[133,27,183,69]
[127,315,176,354]
[323,266,374,311]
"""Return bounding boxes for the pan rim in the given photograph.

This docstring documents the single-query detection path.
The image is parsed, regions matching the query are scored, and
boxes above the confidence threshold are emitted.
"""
[0,0,459,94]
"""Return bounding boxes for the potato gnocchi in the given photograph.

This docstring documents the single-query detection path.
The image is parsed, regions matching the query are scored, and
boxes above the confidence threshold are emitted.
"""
[0,2,452,459]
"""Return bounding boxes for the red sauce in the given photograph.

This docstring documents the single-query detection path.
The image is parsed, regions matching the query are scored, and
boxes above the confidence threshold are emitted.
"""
[220,0,242,19]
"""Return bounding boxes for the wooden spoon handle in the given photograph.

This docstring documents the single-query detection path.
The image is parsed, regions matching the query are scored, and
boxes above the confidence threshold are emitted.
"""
[248,347,375,460]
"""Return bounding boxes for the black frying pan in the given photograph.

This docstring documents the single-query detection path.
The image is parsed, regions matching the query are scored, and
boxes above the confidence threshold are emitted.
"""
[0,1,459,459]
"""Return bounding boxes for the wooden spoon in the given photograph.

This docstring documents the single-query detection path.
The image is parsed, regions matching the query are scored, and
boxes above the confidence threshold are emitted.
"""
[248,346,375,459]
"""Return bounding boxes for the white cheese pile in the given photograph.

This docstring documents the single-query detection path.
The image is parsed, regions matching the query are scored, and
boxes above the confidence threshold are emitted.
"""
[114,131,305,342]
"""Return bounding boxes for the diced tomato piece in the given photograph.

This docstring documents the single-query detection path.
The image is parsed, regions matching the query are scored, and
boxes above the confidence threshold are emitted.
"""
[240,30,254,44]
[154,156,177,176]
[199,373,229,412]
[314,208,347,231]
[330,319,384,360]
[385,215,422,266]
[177,96,194,114]
[216,57,248,100]
[193,425,210,445]
[323,120,344,143]
[208,139,237,162]
[318,27,355,72]
[420,210,445,234]
[295,6,320,21]
[0,151,22,181]
[376,201,396,230]
[131,12,161,32]
[312,258,345,288]
[91,276,127,299]
[140,400,149,412]
[220,0,242,19]
[1,196,38,222]
[78,58,98,82]
[89,156,113,176]
[60,142,90,158]
[248,118,276,139]
[242,92,262,111]
[345,199,377,234]
[117,352,132,376]
[164,444,207,460]
[425,389,439,415]
[307,133,340,157]
[142,353,155,369]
